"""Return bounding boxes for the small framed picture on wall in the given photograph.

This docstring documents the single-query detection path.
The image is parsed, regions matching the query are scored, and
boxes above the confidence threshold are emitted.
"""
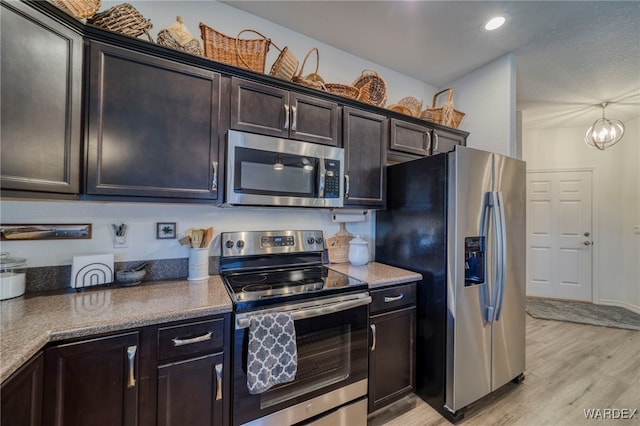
[156,222,176,239]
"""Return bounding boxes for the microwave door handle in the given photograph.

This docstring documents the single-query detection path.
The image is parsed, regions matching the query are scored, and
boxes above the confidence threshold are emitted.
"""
[318,159,326,198]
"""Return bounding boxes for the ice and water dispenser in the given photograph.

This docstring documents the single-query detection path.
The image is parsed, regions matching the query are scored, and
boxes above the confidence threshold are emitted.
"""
[464,237,485,286]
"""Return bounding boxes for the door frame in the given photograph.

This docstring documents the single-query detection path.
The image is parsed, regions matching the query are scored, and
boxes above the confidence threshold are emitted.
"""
[526,167,599,303]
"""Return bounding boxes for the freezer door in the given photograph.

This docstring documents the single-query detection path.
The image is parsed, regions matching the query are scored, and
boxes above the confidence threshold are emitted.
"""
[491,154,526,390]
[445,147,494,412]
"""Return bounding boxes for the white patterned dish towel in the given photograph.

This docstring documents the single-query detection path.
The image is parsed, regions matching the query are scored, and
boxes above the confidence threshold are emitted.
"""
[247,312,298,394]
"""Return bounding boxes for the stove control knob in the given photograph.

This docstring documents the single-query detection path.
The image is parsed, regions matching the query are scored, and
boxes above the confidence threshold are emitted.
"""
[307,237,315,245]
[236,240,245,249]
[225,240,234,249]
[315,237,323,245]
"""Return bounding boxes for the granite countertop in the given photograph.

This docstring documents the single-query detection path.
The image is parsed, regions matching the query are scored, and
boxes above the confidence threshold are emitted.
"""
[328,262,422,288]
[0,276,232,383]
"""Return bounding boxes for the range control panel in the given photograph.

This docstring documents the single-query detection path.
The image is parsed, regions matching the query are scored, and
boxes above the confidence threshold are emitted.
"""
[221,230,324,257]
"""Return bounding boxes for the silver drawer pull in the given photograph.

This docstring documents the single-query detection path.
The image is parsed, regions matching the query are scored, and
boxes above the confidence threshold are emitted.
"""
[215,363,223,401]
[370,324,377,351]
[384,294,404,303]
[172,331,213,346]
[127,345,137,388]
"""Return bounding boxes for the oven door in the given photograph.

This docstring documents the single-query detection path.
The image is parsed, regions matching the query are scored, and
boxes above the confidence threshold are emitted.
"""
[232,293,371,426]
[226,130,344,208]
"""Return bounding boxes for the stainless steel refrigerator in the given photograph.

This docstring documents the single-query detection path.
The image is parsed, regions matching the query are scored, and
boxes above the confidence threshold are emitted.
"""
[375,146,526,421]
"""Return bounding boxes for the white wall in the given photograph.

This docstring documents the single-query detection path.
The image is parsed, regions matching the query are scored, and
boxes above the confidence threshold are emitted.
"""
[523,116,640,311]
[0,201,373,267]
[445,54,516,157]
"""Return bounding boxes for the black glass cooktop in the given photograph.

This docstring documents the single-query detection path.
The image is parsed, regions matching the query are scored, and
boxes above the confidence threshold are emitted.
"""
[222,266,366,311]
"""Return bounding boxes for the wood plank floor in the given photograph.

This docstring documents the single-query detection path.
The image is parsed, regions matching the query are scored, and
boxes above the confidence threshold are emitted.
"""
[369,315,640,426]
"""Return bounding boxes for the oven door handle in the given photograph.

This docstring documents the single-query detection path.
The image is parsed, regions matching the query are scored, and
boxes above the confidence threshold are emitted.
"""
[235,295,372,329]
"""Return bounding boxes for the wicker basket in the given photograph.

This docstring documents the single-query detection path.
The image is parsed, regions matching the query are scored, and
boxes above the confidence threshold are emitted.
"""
[51,0,101,19]
[423,88,465,128]
[388,104,413,116]
[269,43,298,81]
[157,16,203,56]
[199,24,270,73]
[325,83,360,100]
[292,48,325,90]
[398,96,423,117]
[88,3,153,42]
[352,69,388,106]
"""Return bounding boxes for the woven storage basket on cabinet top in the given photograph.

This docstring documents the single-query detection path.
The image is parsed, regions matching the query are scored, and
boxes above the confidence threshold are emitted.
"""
[157,16,203,56]
[199,24,270,73]
[423,88,465,129]
[325,83,360,100]
[269,43,298,81]
[397,96,423,117]
[88,3,153,42]
[51,0,101,19]
[292,48,325,90]
[352,69,387,106]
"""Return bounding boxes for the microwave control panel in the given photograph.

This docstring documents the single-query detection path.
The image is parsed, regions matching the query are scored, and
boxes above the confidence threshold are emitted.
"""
[323,160,341,198]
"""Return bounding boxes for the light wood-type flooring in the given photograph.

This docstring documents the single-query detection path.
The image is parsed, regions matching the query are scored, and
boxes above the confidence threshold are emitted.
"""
[369,315,640,426]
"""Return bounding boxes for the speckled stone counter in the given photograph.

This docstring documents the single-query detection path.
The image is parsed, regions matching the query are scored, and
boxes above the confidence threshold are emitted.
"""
[0,276,232,383]
[327,262,422,288]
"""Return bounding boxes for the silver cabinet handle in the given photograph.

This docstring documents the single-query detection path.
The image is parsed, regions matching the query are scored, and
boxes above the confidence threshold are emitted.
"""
[426,133,432,153]
[433,133,439,153]
[384,294,404,303]
[211,161,218,190]
[171,331,213,347]
[344,174,350,198]
[290,105,297,131]
[215,363,223,401]
[127,345,137,388]
[283,104,290,129]
[370,324,377,351]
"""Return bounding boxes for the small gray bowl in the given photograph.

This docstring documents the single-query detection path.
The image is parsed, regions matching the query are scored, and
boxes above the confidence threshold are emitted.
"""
[116,269,146,287]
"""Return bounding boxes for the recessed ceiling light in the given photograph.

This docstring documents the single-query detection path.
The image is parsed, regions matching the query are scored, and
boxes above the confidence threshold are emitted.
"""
[484,16,506,31]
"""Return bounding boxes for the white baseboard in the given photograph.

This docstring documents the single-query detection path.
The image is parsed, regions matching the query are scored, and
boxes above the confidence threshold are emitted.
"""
[597,299,640,315]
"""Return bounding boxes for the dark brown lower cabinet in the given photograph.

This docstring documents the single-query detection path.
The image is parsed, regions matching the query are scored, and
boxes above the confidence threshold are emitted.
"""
[1,352,43,426]
[43,332,140,426]
[368,283,417,413]
[157,353,224,426]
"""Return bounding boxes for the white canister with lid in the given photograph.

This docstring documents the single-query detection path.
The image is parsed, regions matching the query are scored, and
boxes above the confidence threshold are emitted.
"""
[0,252,27,300]
[348,235,369,266]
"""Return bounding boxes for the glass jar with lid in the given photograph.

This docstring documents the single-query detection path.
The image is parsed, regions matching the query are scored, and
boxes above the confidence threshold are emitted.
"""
[0,252,27,300]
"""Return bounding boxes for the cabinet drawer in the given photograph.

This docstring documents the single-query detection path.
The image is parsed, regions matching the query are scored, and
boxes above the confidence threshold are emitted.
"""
[158,318,224,361]
[370,283,416,314]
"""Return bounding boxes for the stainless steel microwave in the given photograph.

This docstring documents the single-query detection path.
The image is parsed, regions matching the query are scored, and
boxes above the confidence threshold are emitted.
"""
[226,130,344,208]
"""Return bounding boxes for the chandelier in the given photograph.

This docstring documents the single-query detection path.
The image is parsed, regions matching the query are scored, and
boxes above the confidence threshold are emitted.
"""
[584,102,625,150]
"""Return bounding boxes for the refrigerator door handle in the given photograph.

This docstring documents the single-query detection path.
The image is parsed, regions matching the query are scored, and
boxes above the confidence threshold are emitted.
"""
[480,192,494,323]
[488,191,503,323]
[495,191,507,321]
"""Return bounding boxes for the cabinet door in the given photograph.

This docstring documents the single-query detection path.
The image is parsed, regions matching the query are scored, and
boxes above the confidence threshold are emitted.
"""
[230,78,290,139]
[342,107,388,208]
[369,307,416,413]
[86,41,221,201]
[432,128,465,155]
[1,352,43,426]
[389,119,431,156]
[157,353,224,426]
[0,1,82,195]
[290,92,339,146]
[43,332,140,426]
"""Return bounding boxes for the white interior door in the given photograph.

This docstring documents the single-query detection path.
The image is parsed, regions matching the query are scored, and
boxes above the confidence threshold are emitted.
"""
[527,170,593,301]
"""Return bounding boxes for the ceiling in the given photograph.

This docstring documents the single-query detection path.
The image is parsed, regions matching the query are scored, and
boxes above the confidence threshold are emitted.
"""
[222,1,640,129]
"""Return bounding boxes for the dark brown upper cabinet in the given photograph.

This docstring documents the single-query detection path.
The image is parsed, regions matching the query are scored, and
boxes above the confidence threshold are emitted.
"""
[389,118,432,157]
[230,78,339,146]
[86,41,222,202]
[432,128,466,155]
[342,107,388,208]
[0,1,82,195]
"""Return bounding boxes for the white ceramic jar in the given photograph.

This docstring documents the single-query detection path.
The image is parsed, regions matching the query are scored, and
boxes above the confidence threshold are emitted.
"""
[348,236,369,266]
[0,252,27,300]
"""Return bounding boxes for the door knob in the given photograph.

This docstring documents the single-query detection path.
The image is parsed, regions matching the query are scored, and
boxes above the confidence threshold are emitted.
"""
[583,241,592,246]
[584,232,591,237]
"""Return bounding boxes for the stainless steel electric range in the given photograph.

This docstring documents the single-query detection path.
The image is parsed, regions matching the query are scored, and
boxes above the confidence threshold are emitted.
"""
[219,230,371,426]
